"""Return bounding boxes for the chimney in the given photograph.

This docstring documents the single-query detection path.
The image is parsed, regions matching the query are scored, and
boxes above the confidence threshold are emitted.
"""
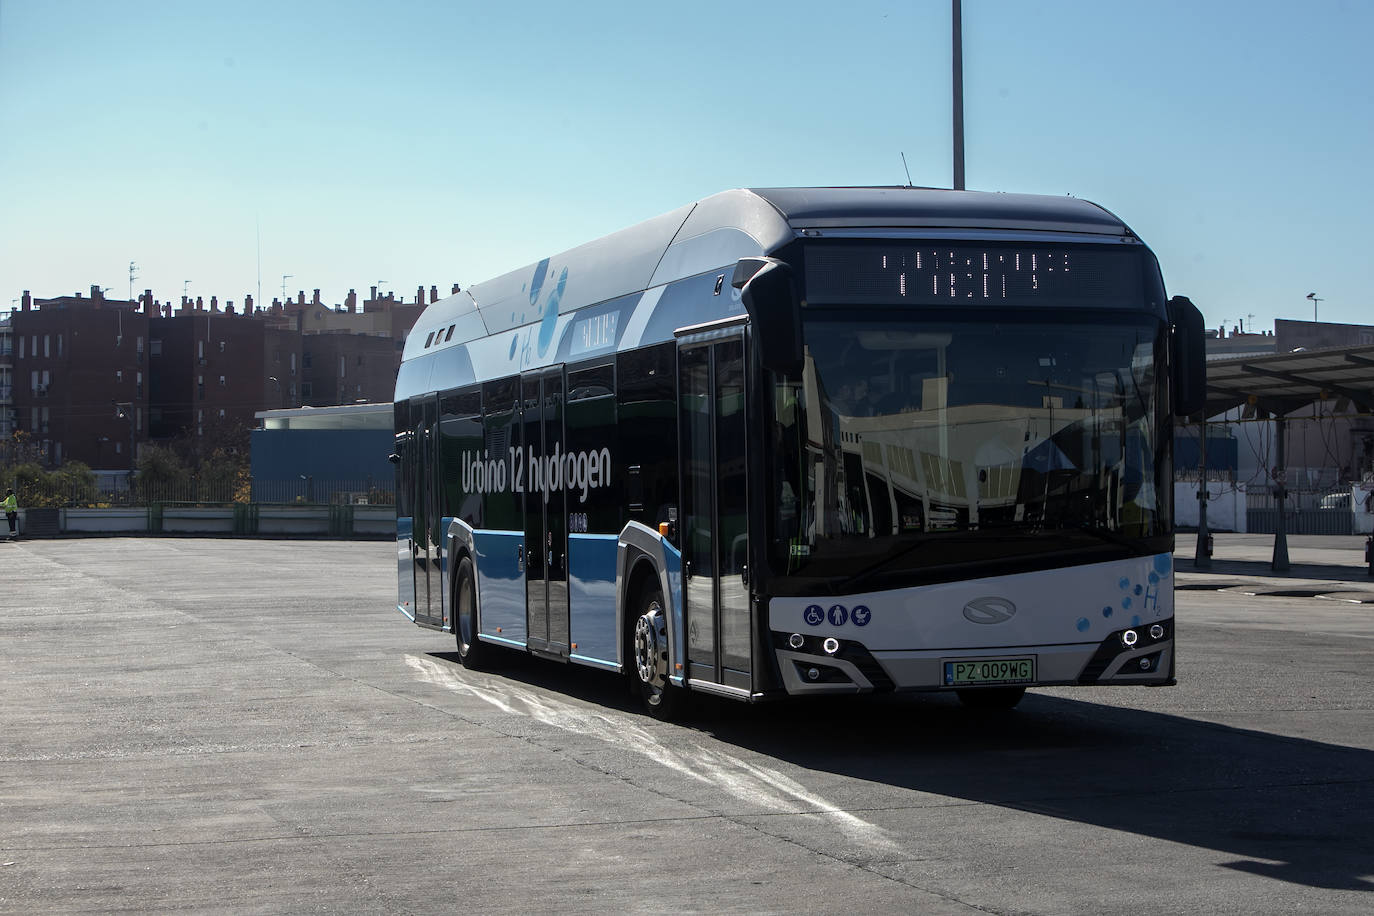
[196,295,204,311]
[312,288,321,306]
[429,285,438,303]
[346,289,357,313]
[21,290,31,312]
[143,289,153,315]
[370,285,378,302]
[245,294,254,314]
[211,296,219,312]
[297,291,305,306]
[226,301,236,315]
[415,285,423,304]
[90,284,102,300]
[451,283,460,295]
[165,304,173,318]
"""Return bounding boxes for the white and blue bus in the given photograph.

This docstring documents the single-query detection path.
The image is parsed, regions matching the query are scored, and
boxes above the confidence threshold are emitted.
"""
[393,187,1205,717]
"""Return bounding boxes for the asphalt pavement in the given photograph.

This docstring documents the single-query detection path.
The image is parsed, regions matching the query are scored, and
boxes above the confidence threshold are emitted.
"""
[1,537,1371,914]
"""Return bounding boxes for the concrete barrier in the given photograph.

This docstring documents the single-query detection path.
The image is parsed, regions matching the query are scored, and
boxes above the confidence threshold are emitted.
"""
[36,506,395,539]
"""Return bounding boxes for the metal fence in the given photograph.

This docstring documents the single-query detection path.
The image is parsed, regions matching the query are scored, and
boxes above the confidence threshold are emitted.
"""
[1246,487,1357,535]
[10,478,395,509]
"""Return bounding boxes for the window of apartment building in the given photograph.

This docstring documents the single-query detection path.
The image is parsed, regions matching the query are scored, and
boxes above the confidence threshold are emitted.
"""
[198,376,205,400]
[136,407,142,432]
[301,382,312,399]
[136,372,143,397]
[289,382,297,400]
[273,348,281,364]
[339,356,346,378]
[115,441,122,455]
[116,370,123,383]
[357,354,364,367]
[57,334,63,357]
[30,407,38,432]
[30,335,37,357]
[302,351,313,370]
[290,353,297,376]
[151,338,162,356]
[219,340,226,352]
[42,369,49,390]
[30,370,38,393]
[219,375,226,387]
[18,337,24,359]
[43,335,50,358]
[136,336,144,355]
[218,409,225,419]
[198,340,205,360]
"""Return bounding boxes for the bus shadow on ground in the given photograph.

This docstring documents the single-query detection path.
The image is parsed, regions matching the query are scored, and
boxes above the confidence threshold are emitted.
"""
[428,650,1372,894]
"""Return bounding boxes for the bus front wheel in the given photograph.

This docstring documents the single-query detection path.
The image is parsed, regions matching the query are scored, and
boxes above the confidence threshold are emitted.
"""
[631,586,682,720]
[454,555,487,670]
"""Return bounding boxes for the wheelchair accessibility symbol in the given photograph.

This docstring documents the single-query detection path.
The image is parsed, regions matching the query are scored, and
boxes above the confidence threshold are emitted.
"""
[803,605,825,626]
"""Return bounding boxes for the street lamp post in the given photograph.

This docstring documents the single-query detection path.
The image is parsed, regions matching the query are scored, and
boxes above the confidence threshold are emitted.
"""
[1306,292,1323,322]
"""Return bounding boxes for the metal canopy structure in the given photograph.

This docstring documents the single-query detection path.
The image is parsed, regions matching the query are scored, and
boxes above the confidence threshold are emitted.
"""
[1202,342,1374,419]
[1189,342,1374,574]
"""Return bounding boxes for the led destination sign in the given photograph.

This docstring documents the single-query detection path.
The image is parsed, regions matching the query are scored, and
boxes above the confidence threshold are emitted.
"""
[804,243,1143,309]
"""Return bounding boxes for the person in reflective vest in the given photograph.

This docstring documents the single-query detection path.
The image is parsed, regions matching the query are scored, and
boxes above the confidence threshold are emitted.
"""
[3,489,17,538]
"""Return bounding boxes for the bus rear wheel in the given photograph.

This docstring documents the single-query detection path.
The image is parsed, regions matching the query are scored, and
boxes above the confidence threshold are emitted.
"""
[956,687,1026,710]
[631,586,682,720]
[454,555,487,670]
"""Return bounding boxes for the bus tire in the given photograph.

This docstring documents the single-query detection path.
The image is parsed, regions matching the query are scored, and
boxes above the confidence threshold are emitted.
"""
[454,555,487,670]
[956,687,1026,710]
[630,584,683,720]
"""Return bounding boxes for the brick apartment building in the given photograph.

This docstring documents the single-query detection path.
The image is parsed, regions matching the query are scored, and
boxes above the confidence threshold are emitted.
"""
[8,282,438,469]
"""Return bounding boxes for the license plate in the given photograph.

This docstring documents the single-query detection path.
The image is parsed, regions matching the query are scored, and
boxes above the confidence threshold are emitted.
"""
[944,657,1035,686]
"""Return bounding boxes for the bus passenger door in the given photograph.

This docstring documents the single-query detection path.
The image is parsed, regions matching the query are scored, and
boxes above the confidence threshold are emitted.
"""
[414,396,442,627]
[679,334,752,692]
[523,368,569,658]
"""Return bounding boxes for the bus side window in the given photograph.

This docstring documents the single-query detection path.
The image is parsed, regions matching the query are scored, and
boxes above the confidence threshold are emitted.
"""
[617,343,677,530]
[566,360,617,534]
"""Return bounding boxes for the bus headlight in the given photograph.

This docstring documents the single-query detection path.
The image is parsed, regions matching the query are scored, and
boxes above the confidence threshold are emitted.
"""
[822,637,840,655]
[1121,629,1139,648]
[788,633,805,649]
[1149,624,1165,640]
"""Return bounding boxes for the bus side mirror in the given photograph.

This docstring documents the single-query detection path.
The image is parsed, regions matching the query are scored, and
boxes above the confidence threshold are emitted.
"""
[1167,295,1206,418]
[733,257,802,375]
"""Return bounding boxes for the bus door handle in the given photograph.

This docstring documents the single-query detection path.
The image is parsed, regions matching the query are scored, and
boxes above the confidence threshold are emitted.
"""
[517,544,524,571]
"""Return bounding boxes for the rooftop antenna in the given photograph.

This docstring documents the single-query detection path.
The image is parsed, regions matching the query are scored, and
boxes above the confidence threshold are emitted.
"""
[128,261,138,301]
[282,274,293,304]
[1306,292,1322,322]
[900,152,914,188]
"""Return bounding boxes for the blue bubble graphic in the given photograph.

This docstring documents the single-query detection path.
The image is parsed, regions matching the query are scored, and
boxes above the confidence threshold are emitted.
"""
[1154,554,1173,575]
[1122,597,1133,609]
[1148,572,1160,585]
[1134,584,1143,596]
[1132,615,1142,626]
[537,267,568,356]
[1103,606,1114,618]
[1119,577,1130,590]
[1076,617,1091,632]
[508,337,518,359]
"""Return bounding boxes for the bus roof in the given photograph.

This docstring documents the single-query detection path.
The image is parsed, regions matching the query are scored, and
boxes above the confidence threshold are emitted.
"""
[401,187,1136,366]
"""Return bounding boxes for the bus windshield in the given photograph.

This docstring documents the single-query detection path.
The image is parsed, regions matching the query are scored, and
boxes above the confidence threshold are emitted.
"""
[768,311,1171,591]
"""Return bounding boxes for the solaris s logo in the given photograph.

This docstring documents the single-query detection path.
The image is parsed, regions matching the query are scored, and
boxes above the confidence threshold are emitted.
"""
[962,596,1017,625]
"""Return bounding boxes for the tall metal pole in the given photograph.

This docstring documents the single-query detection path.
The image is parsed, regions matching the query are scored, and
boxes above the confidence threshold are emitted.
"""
[1272,414,1290,572]
[1194,418,1211,569]
[952,0,966,190]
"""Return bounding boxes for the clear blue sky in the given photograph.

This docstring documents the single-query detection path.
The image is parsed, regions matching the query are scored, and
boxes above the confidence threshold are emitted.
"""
[2,0,1370,333]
